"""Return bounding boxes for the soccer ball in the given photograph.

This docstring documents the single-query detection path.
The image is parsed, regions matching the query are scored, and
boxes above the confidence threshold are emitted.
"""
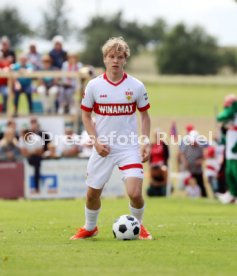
[112,215,140,240]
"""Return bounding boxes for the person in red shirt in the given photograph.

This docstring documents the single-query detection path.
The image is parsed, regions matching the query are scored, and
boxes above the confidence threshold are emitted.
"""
[0,52,11,113]
[150,130,169,166]
[147,129,169,196]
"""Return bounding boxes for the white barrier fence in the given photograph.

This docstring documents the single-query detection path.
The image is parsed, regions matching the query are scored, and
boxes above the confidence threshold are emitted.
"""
[24,158,125,199]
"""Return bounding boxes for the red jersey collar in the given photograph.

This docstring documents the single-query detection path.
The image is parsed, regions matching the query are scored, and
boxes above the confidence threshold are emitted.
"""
[103,72,127,86]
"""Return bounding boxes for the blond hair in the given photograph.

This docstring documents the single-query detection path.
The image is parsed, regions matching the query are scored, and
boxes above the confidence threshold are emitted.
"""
[102,37,130,59]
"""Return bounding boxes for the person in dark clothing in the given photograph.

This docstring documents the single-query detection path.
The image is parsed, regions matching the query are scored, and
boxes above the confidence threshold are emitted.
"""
[147,163,168,197]
[19,129,43,193]
[0,36,16,64]
[49,35,67,69]
[29,116,51,152]
[0,127,22,162]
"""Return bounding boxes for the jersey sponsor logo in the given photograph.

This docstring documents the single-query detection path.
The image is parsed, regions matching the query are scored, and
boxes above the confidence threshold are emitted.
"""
[94,102,136,115]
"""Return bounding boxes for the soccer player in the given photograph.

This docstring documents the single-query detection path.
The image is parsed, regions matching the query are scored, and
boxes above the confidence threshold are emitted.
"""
[70,37,152,240]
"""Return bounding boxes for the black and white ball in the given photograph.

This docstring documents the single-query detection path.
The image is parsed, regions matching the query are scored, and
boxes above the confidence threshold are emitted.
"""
[112,215,140,240]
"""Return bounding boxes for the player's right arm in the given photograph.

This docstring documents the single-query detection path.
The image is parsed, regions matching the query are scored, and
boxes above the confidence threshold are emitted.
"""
[82,111,110,157]
[81,80,110,157]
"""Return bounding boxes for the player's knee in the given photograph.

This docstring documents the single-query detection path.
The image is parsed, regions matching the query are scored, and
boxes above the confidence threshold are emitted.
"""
[128,191,143,204]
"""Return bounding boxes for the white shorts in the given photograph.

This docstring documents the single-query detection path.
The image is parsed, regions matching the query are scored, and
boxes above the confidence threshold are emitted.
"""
[86,147,144,189]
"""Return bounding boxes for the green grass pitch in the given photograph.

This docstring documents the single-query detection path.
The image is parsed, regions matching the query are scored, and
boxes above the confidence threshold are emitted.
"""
[5,82,236,117]
[146,83,237,117]
[1,198,237,275]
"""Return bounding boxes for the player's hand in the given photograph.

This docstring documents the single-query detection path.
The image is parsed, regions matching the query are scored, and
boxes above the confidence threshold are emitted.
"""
[141,144,150,163]
[95,142,110,157]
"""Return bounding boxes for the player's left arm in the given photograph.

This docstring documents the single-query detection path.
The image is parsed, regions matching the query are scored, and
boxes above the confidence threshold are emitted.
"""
[140,110,151,163]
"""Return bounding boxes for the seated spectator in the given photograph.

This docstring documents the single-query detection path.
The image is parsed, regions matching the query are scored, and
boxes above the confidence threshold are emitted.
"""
[6,117,19,140]
[147,129,169,197]
[204,146,220,194]
[0,127,22,162]
[43,142,60,159]
[57,126,80,158]
[11,53,34,116]
[150,128,169,166]
[177,124,195,170]
[185,176,201,198]
[59,52,83,114]
[147,162,168,197]
[0,36,16,64]
[49,35,67,69]
[19,128,43,193]
[179,130,206,197]
[0,117,19,140]
[0,51,11,113]
[37,55,59,114]
[26,41,41,70]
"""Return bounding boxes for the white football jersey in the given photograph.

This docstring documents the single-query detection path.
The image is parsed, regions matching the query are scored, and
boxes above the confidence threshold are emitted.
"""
[81,72,150,147]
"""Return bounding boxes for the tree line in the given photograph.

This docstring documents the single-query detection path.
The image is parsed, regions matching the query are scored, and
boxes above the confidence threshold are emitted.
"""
[0,0,237,75]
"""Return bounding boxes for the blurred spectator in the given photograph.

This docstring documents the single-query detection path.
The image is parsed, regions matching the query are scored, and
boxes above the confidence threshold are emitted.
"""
[0,36,16,64]
[0,127,22,162]
[204,146,220,193]
[58,126,80,158]
[19,128,43,193]
[37,54,59,114]
[0,117,19,140]
[26,41,41,70]
[147,162,168,197]
[43,142,60,159]
[150,129,169,166]
[11,53,34,116]
[58,52,83,114]
[179,130,206,197]
[0,51,11,113]
[146,129,169,197]
[78,128,93,158]
[216,124,228,193]
[185,176,201,198]
[6,117,19,140]
[170,121,178,141]
[186,124,195,134]
[177,124,196,172]
[49,35,67,69]
[29,116,51,151]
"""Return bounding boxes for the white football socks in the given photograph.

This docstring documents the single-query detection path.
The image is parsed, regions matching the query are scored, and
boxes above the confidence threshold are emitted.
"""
[129,203,145,224]
[85,206,101,231]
